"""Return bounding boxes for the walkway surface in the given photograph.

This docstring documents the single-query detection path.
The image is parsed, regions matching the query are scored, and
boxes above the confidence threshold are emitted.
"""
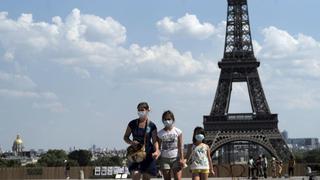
[84,177,318,180]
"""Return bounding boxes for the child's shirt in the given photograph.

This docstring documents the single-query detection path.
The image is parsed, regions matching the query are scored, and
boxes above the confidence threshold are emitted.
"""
[158,126,182,158]
[190,143,210,170]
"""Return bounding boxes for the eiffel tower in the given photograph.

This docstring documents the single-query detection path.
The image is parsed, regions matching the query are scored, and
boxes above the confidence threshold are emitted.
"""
[203,0,292,162]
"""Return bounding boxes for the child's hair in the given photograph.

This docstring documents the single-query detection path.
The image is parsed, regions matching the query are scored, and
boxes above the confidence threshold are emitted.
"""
[137,102,149,110]
[192,126,205,144]
[162,110,175,122]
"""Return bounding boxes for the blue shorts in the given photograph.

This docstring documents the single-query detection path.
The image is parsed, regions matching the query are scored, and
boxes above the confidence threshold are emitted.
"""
[128,153,157,176]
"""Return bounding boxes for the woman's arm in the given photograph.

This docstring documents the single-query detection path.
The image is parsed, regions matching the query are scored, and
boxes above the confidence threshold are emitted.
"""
[123,126,136,145]
[151,129,160,159]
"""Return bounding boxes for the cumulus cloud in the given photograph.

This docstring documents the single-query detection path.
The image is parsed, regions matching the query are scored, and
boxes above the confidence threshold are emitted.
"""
[0,71,64,112]
[0,71,37,89]
[128,42,203,77]
[0,89,56,99]
[0,9,218,95]
[32,102,66,113]
[258,26,320,78]
[256,26,320,110]
[157,13,215,40]
[73,67,91,79]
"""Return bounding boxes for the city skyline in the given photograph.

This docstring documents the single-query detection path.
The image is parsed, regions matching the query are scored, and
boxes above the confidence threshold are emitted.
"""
[1,0,320,151]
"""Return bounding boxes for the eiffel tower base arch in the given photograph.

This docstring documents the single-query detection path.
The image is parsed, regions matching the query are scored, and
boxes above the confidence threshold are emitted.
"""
[205,129,292,162]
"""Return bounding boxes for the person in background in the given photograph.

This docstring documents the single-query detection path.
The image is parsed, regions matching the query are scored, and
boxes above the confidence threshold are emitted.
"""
[64,159,70,179]
[248,156,255,179]
[277,160,283,178]
[261,154,268,178]
[271,157,277,178]
[288,155,295,177]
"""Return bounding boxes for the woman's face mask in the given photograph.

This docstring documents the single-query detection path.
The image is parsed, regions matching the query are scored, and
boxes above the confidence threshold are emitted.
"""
[163,119,173,127]
[137,111,147,118]
[195,134,205,142]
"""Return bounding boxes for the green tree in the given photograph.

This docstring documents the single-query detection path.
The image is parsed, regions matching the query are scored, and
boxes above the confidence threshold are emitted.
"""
[37,149,68,167]
[93,155,123,166]
[303,149,320,163]
[0,159,21,167]
[68,150,92,166]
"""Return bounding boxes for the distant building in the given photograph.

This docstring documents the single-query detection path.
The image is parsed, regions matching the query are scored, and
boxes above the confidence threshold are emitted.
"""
[12,134,24,156]
[281,130,289,142]
[287,138,319,150]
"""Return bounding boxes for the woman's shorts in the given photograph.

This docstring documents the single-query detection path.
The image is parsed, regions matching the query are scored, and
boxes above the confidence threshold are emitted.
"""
[128,154,157,176]
[160,157,182,170]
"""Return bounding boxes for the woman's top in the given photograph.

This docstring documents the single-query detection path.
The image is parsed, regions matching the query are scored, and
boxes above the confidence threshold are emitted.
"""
[128,119,157,153]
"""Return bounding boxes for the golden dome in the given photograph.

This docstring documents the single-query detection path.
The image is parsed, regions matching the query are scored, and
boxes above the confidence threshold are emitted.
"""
[14,135,23,145]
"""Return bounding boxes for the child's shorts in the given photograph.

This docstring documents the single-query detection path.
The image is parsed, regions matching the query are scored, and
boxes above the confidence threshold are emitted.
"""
[160,157,182,170]
[191,169,209,174]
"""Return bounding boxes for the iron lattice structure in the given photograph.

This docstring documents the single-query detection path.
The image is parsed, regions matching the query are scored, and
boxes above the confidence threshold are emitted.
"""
[203,0,292,162]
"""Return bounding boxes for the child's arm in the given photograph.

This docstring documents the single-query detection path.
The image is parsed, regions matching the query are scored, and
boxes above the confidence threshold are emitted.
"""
[185,144,192,161]
[207,145,215,176]
[177,133,184,164]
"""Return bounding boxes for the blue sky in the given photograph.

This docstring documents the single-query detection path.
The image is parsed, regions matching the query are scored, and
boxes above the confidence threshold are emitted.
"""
[0,0,320,151]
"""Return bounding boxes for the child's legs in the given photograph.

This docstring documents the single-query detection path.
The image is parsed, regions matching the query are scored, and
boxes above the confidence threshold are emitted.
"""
[200,173,208,180]
[160,157,174,180]
[172,159,182,180]
[173,168,182,180]
[161,169,171,180]
[192,173,200,180]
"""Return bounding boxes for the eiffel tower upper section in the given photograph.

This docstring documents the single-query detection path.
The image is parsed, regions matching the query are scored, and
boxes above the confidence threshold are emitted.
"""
[205,0,276,129]
[223,0,255,61]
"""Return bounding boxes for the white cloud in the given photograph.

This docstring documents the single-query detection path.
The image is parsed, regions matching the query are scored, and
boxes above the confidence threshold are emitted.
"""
[261,26,298,59]
[258,26,320,77]
[0,71,37,89]
[128,42,203,77]
[32,102,66,113]
[1,9,319,113]
[0,89,40,98]
[0,9,217,95]
[256,26,320,110]
[73,67,91,79]
[157,13,215,40]
[0,89,58,100]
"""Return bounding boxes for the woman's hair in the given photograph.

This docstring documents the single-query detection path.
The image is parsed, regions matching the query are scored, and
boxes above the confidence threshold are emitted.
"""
[162,110,175,122]
[192,126,205,144]
[137,102,149,110]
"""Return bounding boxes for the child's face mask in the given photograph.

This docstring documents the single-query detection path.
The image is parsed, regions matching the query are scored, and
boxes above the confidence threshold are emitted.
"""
[195,134,205,142]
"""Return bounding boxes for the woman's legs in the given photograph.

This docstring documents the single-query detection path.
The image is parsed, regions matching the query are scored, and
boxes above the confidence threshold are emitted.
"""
[131,171,141,180]
[142,173,151,180]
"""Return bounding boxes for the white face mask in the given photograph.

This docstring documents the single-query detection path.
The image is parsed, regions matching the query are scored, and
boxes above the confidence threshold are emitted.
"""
[163,119,173,127]
[195,134,205,142]
[138,111,147,118]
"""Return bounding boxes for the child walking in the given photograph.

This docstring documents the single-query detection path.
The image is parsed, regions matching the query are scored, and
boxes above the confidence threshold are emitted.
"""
[158,110,185,180]
[188,127,214,180]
